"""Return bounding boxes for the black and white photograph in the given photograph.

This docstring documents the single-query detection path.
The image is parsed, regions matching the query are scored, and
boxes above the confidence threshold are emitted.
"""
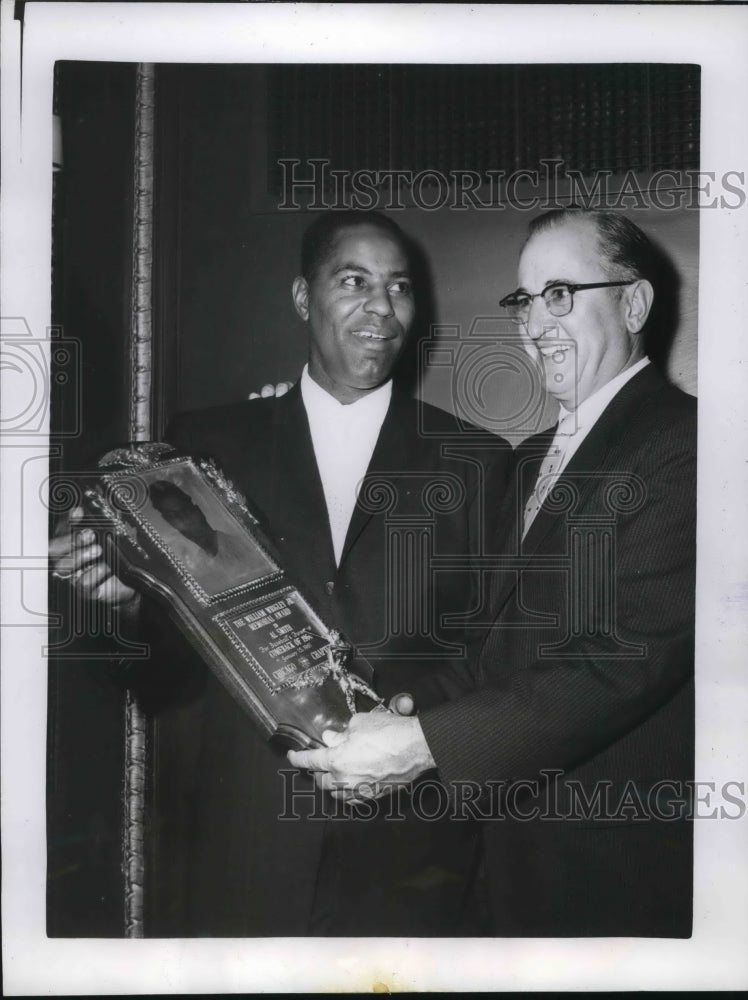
[134,464,278,596]
[1,2,747,995]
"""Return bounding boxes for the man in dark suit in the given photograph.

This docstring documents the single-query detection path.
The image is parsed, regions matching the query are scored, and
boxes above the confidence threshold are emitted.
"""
[291,208,696,937]
[50,210,514,935]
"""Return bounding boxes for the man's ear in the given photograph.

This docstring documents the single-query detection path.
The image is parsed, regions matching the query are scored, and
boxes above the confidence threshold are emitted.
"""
[292,276,310,322]
[623,278,654,334]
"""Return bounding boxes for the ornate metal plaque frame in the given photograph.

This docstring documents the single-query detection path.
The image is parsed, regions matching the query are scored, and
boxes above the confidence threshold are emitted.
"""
[84,443,381,749]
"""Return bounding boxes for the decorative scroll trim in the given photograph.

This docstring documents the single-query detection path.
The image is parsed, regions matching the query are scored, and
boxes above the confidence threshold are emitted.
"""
[123,62,156,940]
[123,688,147,937]
[200,458,259,523]
[129,63,156,445]
[98,442,174,469]
[83,486,147,556]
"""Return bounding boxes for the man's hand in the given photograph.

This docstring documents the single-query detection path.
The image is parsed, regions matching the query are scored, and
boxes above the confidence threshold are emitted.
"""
[49,506,139,608]
[287,710,436,802]
[248,381,294,400]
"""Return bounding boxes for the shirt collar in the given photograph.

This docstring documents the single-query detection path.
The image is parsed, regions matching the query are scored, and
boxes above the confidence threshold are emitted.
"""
[300,364,392,421]
[557,357,650,436]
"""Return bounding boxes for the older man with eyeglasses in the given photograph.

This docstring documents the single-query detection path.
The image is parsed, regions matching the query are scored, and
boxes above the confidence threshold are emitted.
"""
[291,208,696,938]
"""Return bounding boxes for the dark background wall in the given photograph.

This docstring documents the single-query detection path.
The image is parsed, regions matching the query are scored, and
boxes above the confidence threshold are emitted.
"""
[160,65,697,439]
[48,61,700,936]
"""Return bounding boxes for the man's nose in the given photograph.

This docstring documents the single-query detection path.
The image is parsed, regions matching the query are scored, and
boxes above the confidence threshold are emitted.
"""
[364,285,394,316]
[525,295,555,340]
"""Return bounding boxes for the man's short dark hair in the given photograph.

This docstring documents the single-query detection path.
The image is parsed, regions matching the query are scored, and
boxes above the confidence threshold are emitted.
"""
[300,210,410,282]
[528,208,659,288]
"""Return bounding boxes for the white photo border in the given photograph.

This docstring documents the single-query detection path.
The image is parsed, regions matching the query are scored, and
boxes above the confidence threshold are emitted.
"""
[2,2,747,994]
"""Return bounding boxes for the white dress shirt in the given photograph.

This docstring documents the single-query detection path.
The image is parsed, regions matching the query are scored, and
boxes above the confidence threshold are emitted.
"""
[523,357,650,538]
[300,365,392,566]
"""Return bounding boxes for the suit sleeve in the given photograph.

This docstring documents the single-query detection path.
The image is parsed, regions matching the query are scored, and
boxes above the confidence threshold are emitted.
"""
[374,435,516,710]
[419,413,695,788]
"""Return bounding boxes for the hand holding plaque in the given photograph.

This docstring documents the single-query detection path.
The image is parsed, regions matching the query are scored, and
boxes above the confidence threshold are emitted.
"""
[81,442,383,748]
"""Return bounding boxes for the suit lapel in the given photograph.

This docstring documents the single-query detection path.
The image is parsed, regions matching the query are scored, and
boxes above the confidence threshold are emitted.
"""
[480,426,553,615]
[491,364,664,613]
[264,385,337,577]
[338,388,409,568]
[498,427,555,554]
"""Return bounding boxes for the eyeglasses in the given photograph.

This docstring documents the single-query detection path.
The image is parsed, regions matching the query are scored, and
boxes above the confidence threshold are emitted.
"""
[499,281,635,323]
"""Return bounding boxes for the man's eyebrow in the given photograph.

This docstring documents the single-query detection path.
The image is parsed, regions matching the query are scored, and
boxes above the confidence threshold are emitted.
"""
[333,262,371,275]
[332,263,413,279]
[513,279,573,294]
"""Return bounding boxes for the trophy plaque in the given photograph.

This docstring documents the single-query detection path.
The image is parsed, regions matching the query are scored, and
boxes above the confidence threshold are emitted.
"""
[82,442,382,748]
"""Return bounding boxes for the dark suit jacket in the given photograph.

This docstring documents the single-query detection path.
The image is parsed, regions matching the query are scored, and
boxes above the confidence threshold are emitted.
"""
[142,383,514,936]
[420,364,696,937]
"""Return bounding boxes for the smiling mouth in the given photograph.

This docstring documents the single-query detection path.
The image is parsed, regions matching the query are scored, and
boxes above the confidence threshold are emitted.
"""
[350,329,392,341]
[538,342,572,361]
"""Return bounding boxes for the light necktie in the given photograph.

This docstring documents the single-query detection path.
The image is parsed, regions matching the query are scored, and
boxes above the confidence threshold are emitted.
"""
[522,415,575,539]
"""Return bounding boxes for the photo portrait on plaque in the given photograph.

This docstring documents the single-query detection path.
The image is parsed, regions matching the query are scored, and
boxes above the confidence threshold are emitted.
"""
[142,472,275,595]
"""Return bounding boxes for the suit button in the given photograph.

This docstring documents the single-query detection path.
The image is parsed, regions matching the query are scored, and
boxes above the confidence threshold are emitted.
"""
[324,581,335,596]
